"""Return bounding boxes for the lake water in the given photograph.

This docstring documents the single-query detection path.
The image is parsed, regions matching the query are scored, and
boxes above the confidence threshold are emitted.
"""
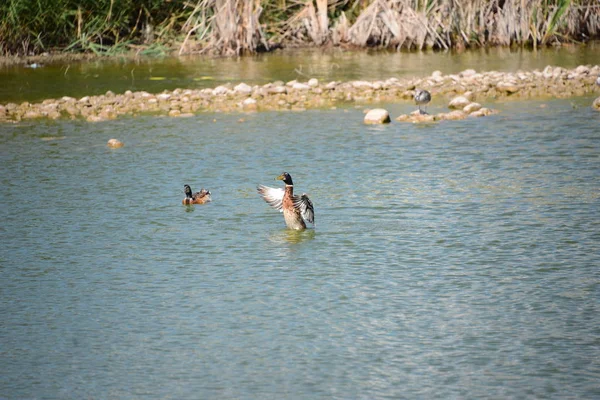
[1,91,599,398]
[1,44,600,104]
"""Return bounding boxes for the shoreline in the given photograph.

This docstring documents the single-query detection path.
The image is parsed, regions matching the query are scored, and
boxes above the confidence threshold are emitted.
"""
[1,64,599,123]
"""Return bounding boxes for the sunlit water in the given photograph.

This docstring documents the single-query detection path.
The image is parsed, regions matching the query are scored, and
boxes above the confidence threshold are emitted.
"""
[1,96,599,399]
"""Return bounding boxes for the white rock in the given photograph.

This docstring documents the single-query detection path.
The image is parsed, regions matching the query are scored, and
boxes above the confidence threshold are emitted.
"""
[496,81,520,93]
[234,83,252,94]
[463,102,482,114]
[292,82,311,90]
[364,109,391,124]
[268,86,287,94]
[308,78,319,87]
[552,67,566,78]
[352,81,373,89]
[448,95,471,109]
[157,93,171,101]
[213,86,229,95]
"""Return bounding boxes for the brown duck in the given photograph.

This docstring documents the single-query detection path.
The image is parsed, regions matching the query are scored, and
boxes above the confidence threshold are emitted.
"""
[182,184,212,205]
[257,172,314,230]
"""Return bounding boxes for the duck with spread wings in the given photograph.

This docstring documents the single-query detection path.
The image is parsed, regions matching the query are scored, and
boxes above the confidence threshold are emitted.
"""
[257,172,314,230]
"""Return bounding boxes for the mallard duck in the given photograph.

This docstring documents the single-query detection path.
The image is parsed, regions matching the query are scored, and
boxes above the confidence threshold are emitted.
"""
[182,184,211,205]
[257,172,314,230]
[414,88,431,114]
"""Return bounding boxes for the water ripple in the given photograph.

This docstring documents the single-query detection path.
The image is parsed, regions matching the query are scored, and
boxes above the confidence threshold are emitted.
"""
[1,100,599,399]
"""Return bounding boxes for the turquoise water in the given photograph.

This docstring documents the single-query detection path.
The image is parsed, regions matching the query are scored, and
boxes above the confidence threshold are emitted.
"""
[1,96,599,398]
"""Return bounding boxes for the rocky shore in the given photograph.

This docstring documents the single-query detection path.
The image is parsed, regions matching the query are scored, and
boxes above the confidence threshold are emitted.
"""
[1,64,599,123]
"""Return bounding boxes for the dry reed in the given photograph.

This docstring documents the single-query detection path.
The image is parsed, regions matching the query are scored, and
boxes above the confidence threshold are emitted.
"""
[1,0,599,56]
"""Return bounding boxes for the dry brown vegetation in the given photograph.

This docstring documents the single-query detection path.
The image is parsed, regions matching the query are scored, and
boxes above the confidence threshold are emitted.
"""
[1,0,599,56]
[180,0,600,54]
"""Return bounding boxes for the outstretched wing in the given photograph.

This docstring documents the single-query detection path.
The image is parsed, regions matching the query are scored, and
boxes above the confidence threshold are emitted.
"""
[293,193,314,224]
[257,185,284,212]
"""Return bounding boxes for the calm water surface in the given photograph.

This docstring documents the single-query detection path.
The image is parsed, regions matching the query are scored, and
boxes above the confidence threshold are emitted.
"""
[1,44,600,103]
[1,96,600,399]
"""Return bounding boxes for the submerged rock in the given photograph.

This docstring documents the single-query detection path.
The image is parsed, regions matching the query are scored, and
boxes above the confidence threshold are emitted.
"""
[107,138,124,148]
[437,110,467,121]
[470,107,495,117]
[396,103,497,123]
[396,111,435,123]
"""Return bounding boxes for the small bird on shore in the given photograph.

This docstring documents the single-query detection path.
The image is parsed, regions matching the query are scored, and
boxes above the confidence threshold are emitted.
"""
[257,172,314,230]
[414,88,431,114]
[182,185,211,205]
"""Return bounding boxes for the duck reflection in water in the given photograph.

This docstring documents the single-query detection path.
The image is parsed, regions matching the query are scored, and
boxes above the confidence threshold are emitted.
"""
[269,228,316,245]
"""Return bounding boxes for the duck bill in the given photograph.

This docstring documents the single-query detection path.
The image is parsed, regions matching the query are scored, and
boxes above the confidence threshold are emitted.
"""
[275,174,285,181]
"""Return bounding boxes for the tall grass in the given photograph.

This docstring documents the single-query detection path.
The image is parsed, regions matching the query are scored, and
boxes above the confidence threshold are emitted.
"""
[0,0,189,55]
[0,0,598,56]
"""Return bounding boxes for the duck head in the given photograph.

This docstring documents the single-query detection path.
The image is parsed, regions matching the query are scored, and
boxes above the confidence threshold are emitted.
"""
[184,184,193,198]
[276,172,293,186]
